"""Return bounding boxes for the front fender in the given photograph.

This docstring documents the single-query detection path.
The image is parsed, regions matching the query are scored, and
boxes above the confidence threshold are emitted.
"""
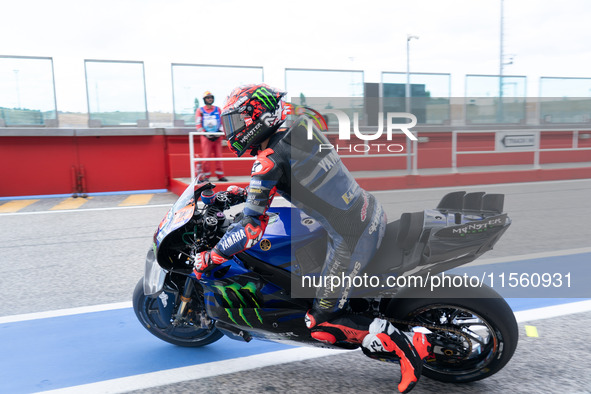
[143,246,167,296]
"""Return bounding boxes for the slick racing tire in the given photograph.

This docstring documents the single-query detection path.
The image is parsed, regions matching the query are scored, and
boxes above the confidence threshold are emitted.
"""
[133,278,223,347]
[386,278,518,383]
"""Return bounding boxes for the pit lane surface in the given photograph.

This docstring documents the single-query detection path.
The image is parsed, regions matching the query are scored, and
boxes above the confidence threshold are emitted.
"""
[1,180,590,393]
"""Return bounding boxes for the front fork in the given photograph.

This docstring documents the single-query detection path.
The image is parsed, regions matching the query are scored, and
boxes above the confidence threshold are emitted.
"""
[171,276,213,329]
[171,277,195,326]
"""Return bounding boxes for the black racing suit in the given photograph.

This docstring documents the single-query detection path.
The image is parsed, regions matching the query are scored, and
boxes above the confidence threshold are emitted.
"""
[212,115,387,314]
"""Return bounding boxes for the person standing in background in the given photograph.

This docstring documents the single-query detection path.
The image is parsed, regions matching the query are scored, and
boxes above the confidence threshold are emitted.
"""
[195,91,228,182]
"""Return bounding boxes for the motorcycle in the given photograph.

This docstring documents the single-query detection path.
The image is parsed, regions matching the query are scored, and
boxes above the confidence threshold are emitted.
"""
[133,179,517,384]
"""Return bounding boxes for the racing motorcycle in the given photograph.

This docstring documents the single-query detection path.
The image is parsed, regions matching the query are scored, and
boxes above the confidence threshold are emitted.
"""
[133,179,517,384]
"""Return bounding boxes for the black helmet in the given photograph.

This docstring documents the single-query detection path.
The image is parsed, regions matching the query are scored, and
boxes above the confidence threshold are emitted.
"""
[221,84,287,157]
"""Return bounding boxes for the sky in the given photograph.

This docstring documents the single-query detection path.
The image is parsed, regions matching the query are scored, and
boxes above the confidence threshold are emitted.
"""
[2,0,591,113]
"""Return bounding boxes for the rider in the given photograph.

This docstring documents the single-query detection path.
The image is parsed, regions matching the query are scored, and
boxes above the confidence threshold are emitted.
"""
[193,84,430,393]
[195,90,227,182]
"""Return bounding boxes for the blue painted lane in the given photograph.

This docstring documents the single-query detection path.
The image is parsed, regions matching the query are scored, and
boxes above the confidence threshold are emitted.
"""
[0,308,291,394]
[1,252,590,393]
[506,297,588,311]
[450,252,591,298]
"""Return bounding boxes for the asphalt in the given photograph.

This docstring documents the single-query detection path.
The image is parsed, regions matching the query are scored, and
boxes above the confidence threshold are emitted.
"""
[0,179,590,393]
[128,311,591,394]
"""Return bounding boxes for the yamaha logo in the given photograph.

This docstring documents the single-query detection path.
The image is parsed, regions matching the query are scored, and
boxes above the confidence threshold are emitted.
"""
[260,239,272,251]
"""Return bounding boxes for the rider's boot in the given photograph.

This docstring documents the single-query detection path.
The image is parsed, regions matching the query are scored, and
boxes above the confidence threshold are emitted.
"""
[362,318,431,393]
[305,306,371,345]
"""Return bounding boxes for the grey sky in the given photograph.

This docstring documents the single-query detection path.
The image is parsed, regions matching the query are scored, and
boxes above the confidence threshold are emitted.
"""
[2,0,590,112]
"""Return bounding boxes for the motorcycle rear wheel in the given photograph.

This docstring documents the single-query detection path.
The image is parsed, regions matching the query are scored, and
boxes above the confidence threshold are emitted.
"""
[386,281,518,383]
[132,278,223,347]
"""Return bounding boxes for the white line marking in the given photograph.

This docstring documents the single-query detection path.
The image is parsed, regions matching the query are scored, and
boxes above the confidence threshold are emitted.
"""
[466,246,591,267]
[0,204,172,217]
[370,177,591,194]
[515,299,591,322]
[34,299,591,394]
[36,347,347,394]
[0,302,132,324]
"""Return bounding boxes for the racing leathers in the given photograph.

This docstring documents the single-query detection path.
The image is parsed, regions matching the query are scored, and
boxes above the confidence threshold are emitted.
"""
[205,115,387,318]
[193,116,432,392]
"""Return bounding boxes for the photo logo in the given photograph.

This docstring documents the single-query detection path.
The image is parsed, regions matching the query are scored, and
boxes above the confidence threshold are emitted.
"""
[305,110,417,152]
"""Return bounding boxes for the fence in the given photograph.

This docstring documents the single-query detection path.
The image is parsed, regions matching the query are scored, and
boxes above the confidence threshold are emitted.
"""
[172,64,264,127]
[0,55,58,126]
[451,129,591,172]
[1,55,591,127]
[188,129,418,181]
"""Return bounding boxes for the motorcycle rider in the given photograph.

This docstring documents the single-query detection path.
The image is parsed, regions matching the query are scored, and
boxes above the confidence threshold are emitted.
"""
[193,84,430,393]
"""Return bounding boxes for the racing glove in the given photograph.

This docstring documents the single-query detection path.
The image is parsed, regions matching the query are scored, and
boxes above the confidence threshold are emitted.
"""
[193,249,227,279]
[226,185,247,204]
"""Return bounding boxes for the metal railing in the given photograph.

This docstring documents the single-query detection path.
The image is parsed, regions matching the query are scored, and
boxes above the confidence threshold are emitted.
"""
[188,129,419,180]
[451,129,591,173]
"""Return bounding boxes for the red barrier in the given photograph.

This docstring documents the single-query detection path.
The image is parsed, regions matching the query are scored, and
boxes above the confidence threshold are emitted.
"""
[75,135,167,193]
[1,129,589,197]
[0,135,167,196]
[0,136,78,196]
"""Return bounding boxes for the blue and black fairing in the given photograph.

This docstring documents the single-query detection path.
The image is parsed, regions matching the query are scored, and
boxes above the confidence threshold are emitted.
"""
[366,191,511,280]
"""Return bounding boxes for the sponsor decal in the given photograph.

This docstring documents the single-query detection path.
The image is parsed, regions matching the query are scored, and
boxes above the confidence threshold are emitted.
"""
[368,205,383,235]
[318,151,339,172]
[341,184,360,205]
[360,192,369,222]
[252,86,277,110]
[338,261,362,308]
[436,215,507,238]
[239,122,262,144]
[212,282,262,327]
[219,229,246,251]
[301,218,315,225]
[260,112,277,127]
[260,239,272,251]
[251,162,263,175]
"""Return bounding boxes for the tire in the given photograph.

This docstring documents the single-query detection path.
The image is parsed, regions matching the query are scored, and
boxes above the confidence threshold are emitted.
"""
[132,278,223,347]
[385,279,518,383]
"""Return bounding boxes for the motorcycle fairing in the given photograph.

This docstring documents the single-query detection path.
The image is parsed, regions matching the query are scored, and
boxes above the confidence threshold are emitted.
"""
[367,193,511,283]
[243,207,326,271]
[154,180,215,271]
[200,271,335,346]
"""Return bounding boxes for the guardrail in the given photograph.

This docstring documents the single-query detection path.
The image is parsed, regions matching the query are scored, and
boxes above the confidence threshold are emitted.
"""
[451,129,591,173]
[188,130,419,180]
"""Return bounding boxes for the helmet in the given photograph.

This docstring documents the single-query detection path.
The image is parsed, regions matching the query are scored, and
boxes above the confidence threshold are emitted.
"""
[203,91,214,103]
[221,84,287,157]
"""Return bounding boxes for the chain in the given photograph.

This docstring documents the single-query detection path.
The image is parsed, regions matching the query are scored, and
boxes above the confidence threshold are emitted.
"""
[385,317,474,359]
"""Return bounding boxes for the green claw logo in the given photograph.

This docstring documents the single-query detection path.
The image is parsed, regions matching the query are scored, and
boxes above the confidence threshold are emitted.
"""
[252,87,277,110]
[212,282,263,327]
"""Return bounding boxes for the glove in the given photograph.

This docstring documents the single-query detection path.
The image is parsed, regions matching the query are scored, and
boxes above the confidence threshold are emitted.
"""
[226,185,247,204]
[193,249,227,279]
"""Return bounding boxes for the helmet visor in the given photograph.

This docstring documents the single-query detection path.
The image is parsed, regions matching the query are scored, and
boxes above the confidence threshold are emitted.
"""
[222,112,245,139]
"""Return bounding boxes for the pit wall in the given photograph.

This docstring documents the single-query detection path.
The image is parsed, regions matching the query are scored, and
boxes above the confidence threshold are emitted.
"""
[1,127,590,197]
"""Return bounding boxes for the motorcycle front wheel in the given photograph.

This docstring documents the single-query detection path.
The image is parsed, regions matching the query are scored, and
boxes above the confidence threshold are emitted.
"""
[132,278,223,347]
[386,281,518,383]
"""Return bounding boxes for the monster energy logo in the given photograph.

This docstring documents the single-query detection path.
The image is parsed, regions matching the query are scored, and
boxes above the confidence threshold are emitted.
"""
[212,282,263,327]
[252,87,277,110]
[232,141,244,151]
